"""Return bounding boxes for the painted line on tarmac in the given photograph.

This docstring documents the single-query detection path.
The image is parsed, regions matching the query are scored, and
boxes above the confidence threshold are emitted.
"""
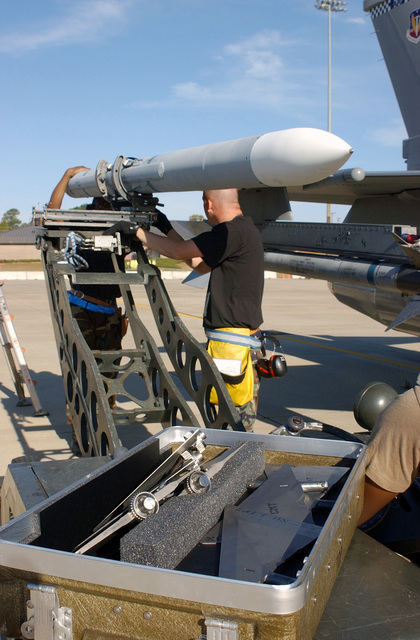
[280,334,420,371]
[136,304,419,371]
[135,304,202,321]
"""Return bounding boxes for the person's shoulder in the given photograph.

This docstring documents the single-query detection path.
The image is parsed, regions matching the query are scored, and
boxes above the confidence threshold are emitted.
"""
[223,215,261,243]
[391,385,420,413]
[236,215,262,241]
[227,215,255,229]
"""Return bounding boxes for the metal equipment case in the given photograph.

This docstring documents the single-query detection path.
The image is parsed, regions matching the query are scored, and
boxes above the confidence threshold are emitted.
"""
[0,428,366,640]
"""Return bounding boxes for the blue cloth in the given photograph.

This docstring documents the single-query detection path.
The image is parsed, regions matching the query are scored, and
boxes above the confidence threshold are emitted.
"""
[205,328,262,349]
[68,292,116,315]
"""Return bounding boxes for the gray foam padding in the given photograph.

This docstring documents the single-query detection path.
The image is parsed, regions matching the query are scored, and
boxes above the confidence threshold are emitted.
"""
[120,440,266,569]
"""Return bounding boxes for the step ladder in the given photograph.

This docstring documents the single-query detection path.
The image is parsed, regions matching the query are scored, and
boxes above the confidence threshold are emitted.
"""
[0,282,48,416]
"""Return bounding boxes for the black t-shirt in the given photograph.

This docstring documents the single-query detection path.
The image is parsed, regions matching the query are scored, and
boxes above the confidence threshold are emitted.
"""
[193,215,264,329]
[72,251,124,302]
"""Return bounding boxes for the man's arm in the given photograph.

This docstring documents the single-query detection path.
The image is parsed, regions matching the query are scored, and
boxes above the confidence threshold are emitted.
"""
[185,256,211,273]
[165,229,210,272]
[47,166,89,209]
[136,226,210,273]
[148,210,211,273]
[167,229,211,273]
[357,479,397,526]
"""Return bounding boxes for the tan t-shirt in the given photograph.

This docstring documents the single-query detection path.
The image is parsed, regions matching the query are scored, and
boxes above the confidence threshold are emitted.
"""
[365,386,420,493]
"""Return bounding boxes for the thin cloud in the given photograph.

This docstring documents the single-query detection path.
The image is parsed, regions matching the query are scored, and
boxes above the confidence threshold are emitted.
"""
[173,82,213,101]
[347,17,367,26]
[224,30,284,79]
[0,0,132,54]
[169,30,313,112]
[370,121,407,147]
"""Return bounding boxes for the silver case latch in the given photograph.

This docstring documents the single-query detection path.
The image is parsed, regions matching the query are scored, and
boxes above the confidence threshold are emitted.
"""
[21,584,73,640]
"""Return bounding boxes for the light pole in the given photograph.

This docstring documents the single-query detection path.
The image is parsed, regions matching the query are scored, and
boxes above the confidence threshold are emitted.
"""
[314,0,347,223]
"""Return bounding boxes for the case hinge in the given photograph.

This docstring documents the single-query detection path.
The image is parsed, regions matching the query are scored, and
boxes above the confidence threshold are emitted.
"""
[204,618,239,640]
[21,584,73,640]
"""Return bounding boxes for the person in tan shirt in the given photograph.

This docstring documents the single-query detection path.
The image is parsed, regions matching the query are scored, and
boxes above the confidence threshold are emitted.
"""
[358,384,420,525]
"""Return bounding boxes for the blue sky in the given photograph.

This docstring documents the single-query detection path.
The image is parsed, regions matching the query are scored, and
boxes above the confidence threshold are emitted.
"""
[0,0,407,225]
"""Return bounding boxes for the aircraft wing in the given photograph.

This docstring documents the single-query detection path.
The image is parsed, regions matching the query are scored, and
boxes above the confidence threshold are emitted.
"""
[286,169,420,205]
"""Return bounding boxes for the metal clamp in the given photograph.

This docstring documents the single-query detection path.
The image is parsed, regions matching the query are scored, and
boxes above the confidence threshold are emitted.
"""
[111,154,131,201]
[21,584,72,640]
[95,159,110,197]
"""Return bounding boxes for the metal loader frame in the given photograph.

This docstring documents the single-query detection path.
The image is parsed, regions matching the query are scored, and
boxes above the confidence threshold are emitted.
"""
[34,207,244,457]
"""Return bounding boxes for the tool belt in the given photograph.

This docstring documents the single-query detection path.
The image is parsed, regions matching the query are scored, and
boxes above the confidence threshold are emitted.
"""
[205,328,262,350]
[68,289,118,315]
[205,327,258,407]
[68,289,129,337]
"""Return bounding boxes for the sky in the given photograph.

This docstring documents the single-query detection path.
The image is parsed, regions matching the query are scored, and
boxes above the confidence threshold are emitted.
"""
[0,0,408,225]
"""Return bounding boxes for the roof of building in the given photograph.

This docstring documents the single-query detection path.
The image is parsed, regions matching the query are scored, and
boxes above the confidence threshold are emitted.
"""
[0,225,38,245]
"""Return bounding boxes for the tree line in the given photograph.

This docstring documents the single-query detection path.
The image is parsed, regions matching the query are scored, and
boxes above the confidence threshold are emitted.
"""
[0,208,27,231]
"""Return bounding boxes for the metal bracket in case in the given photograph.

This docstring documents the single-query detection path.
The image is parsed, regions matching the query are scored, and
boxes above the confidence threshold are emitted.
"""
[21,584,72,640]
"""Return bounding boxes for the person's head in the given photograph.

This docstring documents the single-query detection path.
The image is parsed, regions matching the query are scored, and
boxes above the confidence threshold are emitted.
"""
[202,188,242,225]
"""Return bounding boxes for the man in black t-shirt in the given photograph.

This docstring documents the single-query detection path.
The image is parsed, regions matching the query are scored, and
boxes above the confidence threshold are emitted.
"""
[193,199,264,330]
[131,189,265,429]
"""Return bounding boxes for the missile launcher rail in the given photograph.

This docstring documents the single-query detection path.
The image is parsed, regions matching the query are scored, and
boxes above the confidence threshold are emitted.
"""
[261,221,419,263]
[262,221,420,307]
[33,207,245,457]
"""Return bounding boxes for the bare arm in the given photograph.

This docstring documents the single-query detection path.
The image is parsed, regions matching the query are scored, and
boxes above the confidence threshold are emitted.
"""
[47,166,89,209]
[357,478,397,526]
[165,229,210,272]
[186,257,211,273]
[137,226,210,272]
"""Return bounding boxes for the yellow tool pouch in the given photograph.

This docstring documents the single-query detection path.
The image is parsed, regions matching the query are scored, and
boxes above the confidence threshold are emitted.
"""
[206,327,254,407]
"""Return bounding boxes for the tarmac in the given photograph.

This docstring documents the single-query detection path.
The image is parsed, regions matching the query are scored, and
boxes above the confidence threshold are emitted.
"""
[1,272,420,486]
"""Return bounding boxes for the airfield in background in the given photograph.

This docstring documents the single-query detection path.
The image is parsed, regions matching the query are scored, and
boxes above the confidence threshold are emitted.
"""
[0,275,419,482]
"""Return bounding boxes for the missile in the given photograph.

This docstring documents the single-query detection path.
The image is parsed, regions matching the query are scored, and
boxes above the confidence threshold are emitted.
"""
[263,251,420,295]
[263,250,420,336]
[66,128,353,200]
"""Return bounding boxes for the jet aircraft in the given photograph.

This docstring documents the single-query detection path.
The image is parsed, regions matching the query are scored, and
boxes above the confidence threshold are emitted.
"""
[263,0,420,337]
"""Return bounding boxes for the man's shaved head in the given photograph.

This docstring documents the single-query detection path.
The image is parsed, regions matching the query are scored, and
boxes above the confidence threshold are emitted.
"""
[202,189,242,224]
[203,188,239,207]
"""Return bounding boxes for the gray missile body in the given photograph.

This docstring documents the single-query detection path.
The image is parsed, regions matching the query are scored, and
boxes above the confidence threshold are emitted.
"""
[66,128,353,200]
[263,251,420,295]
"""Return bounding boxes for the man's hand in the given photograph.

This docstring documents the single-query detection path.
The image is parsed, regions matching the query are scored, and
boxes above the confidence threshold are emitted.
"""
[103,221,149,237]
[47,166,90,209]
[152,210,173,235]
[66,166,89,178]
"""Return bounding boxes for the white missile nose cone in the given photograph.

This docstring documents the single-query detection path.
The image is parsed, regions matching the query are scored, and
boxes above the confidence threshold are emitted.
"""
[250,128,354,187]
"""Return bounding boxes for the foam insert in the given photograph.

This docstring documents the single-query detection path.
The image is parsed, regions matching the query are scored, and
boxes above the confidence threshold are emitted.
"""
[120,440,266,569]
